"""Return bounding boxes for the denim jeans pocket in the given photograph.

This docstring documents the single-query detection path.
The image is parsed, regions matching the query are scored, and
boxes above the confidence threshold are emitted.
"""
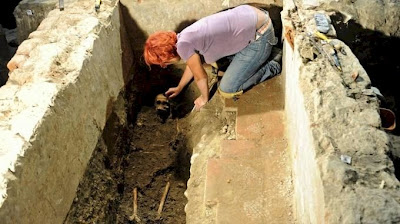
[265,27,278,46]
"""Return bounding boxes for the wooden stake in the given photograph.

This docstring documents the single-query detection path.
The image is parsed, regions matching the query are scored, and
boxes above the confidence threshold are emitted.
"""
[156,182,171,220]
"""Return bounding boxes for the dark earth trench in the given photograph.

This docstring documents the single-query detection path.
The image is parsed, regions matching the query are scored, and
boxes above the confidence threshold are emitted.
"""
[64,63,235,224]
[64,65,191,224]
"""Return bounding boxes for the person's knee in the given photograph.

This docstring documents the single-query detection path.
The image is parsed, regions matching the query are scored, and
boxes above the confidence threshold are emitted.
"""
[218,86,243,99]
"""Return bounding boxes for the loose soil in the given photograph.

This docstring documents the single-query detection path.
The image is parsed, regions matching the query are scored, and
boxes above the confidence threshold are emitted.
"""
[64,107,188,224]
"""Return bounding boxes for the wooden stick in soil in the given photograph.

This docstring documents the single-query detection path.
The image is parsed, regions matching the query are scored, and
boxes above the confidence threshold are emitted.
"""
[129,188,141,222]
[156,182,171,220]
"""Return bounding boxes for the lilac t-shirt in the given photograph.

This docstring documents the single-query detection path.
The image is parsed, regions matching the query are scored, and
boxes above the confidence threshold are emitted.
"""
[176,5,257,64]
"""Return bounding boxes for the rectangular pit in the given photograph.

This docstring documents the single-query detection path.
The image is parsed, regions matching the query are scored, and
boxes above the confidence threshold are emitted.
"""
[1,0,400,223]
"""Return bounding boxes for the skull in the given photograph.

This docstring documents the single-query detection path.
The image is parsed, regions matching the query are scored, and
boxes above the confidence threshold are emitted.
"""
[154,94,170,121]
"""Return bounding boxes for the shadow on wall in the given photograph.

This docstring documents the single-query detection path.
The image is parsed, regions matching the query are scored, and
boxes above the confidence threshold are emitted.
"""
[0,0,22,29]
[0,27,11,87]
[118,3,146,69]
[175,19,197,33]
[119,3,187,124]
[0,0,23,87]
[118,2,134,85]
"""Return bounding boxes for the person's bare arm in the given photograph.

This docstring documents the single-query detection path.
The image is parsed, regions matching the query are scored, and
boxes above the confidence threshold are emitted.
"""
[186,53,209,110]
[165,64,194,99]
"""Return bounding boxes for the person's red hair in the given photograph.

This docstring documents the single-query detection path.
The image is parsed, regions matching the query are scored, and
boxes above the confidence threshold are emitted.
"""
[144,31,178,68]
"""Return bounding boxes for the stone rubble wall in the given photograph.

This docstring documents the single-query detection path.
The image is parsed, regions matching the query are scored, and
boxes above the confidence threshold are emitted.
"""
[283,0,400,223]
[295,0,400,37]
[0,0,126,223]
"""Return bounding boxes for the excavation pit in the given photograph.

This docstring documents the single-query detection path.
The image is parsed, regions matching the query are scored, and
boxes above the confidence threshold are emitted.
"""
[2,0,400,223]
[63,62,236,223]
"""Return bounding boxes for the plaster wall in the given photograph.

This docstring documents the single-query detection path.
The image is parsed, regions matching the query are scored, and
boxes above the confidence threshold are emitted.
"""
[283,36,324,223]
[0,0,127,223]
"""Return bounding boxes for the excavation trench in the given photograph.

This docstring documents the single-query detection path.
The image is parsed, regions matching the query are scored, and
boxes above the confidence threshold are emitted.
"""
[3,0,400,223]
[64,63,235,223]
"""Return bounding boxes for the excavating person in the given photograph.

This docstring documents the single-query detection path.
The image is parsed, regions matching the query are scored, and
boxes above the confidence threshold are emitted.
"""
[143,4,282,111]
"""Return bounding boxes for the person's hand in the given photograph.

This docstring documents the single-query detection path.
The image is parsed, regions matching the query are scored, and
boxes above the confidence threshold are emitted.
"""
[165,86,182,99]
[193,95,208,111]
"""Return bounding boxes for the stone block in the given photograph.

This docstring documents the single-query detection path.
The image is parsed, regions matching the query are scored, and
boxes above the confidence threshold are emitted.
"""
[224,75,285,114]
[0,0,125,223]
[205,158,266,223]
[205,150,293,224]
[220,139,260,159]
[236,110,284,140]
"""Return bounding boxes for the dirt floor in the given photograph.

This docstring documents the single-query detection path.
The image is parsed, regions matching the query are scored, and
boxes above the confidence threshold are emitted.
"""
[64,63,234,223]
[64,109,188,223]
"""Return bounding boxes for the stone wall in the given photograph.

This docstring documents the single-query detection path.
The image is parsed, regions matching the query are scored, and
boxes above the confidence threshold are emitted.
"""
[295,0,400,37]
[0,0,128,223]
[283,0,400,223]
[14,0,59,44]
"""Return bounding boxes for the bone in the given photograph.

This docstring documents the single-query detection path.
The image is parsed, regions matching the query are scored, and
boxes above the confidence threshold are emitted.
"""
[156,182,170,220]
[155,93,171,122]
[129,188,141,223]
[155,94,170,111]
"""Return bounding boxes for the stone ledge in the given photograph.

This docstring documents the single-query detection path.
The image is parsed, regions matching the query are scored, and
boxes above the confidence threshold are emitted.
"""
[283,2,400,223]
[0,0,124,223]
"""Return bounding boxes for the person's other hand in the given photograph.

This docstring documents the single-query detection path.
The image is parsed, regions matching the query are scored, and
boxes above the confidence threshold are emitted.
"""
[165,86,182,99]
[193,95,208,111]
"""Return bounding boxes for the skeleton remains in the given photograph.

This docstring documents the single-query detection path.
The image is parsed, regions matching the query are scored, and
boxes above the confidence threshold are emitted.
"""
[154,93,171,122]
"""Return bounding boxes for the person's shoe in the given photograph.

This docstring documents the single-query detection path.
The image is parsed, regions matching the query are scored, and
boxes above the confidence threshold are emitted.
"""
[270,47,282,64]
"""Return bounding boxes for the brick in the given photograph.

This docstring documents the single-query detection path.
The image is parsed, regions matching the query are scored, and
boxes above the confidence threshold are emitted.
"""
[205,158,268,223]
[205,140,293,223]
[220,139,260,159]
[224,74,285,113]
[210,63,293,224]
[236,110,285,140]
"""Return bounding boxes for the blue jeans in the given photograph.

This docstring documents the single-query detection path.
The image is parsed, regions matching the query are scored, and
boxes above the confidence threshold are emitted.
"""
[218,20,281,94]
